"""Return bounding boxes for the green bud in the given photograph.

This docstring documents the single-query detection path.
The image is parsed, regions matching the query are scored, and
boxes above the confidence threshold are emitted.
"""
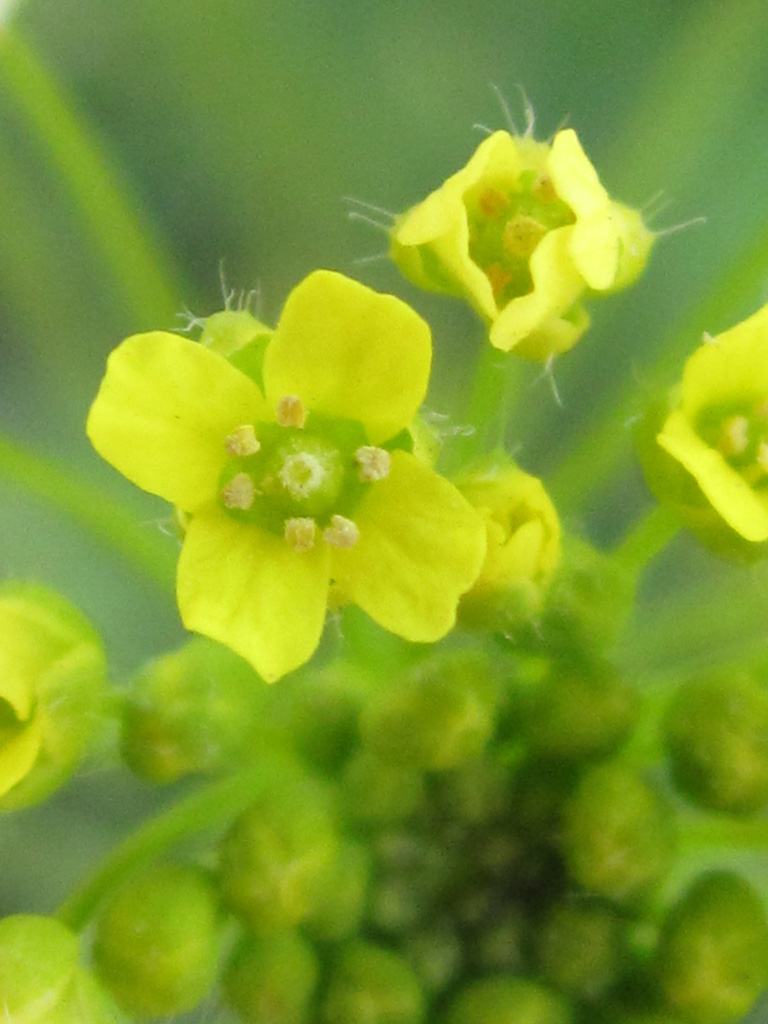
[657,871,768,1024]
[562,762,674,903]
[473,908,525,974]
[442,976,573,1024]
[223,930,319,1024]
[523,658,638,761]
[219,776,337,932]
[200,308,272,384]
[665,672,768,814]
[121,638,266,783]
[0,914,126,1023]
[436,754,512,825]
[535,899,622,1000]
[322,941,425,1024]
[0,583,106,811]
[305,839,371,943]
[93,863,222,1018]
[539,535,636,656]
[341,750,424,825]
[359,650,498,771]
[281,660,371,774]
[404,924,463,995]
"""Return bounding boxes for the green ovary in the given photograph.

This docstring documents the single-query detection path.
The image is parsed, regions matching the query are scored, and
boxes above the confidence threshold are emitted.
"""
[698,399,768,484]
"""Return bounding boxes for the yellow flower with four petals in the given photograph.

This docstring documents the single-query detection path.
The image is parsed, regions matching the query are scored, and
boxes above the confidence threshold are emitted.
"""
[391,128,653,360]
[88,270,487,681]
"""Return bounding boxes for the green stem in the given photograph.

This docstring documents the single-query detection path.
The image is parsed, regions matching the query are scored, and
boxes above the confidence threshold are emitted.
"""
[56,761,285,931]
[0,434,176,593]
[0,28,184,327]
[611,504,679,579]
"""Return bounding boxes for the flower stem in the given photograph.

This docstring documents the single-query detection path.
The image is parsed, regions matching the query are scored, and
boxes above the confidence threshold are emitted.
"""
[0,434,176,593]
[611,504,679,579]
[0,28,184,327]
[56,760,290,931]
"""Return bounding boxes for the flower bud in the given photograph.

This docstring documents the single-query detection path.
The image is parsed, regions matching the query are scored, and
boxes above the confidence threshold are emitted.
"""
[535,899,623,1000]
[523,657,638,761]
[121,638,265,783]
[219,776,337,932]
[304,839,371,942]
[456,458,561,632]
[0,583,106,811]
[562,762,674,904]
[93,863,222,1018]
[359,650,499,771]
[657,871,768,1024]
[443,976,573,1024]
[0,914,126,1023]
[404,924,463,995]
[322,941,425,1024]
[341,750,425,825]
[199,308,272,383]
[664,671,768,814]
[223,930,320,1024]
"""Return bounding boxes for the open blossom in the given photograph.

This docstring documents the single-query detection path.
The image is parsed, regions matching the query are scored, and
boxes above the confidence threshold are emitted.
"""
[87,270,486,681]
[391,128,653,360]
[640,303,768,557]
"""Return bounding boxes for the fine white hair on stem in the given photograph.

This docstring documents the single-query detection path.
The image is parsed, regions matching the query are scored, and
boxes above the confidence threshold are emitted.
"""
[343,196,397,221]
[516,84,536,137]
[654,215,707,238]
[350,252,388,266]
[176,306,206,332]
[472,122,494,136]
[531,352,563,408]
[490,82,518,134]
[347,210,391,234]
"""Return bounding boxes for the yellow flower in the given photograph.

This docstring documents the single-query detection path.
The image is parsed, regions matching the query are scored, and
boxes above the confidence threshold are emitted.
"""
[640,303,768,557]
[87,270,487,682]
[0,583,106,809]
[391,129,653,360]
[456,457,561,628]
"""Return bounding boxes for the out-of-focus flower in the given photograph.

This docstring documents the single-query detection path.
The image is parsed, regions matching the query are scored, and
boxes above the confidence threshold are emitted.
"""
[391,129,653,360]
[87,270,486,682]
[640,303,768,558]
[0,582,106,810]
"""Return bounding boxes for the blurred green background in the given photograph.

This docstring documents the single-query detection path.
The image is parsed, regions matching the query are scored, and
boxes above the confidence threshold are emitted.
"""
[3,0,768,987]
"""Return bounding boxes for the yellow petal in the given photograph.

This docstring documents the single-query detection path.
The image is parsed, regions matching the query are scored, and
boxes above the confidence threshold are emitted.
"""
[658,411,768,542]
[331,451,486,641]
[0,714,42,799]
[490,226,586,354]
[87,331,268,512]
[177,506,331,682]
[681,304,768,420]
[548,128,608,219]
[263,270,432,444]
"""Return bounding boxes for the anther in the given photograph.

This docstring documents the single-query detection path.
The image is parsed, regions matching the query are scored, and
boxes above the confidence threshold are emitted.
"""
[486,263,512,300]
[323,515,360,549]
[719,415,750,457]
[531,172,557,203]
[284,517,317,552]
[503,214,547,258]
[221,472,255,510]
[478,188,510,219]
[224,424,260,457]
[355,446,391,482]
[276,394,307,428]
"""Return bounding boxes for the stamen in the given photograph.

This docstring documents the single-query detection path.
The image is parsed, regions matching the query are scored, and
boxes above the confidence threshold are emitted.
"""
[221,472,255,510]
[323,515,360,549]
[719,415,750,457]
[284,517,317,552]
[279,452,326,499]
[486,263,512,300]
[478,188,510,219]
[355,446,391,482]
[225,424,260,457]
[531,172,557,203]
[276,394,307,428]
[503,214,547,258]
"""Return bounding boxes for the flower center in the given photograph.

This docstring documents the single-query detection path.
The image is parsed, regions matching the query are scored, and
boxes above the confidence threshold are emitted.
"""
[466,170,574,307]
[701,399,768,485]
[218,398,393,550]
